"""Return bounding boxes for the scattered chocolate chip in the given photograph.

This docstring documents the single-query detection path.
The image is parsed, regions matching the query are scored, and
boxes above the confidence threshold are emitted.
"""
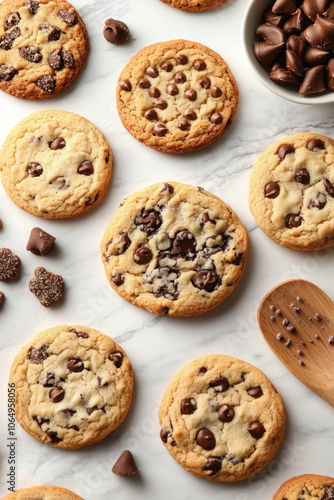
[144,109,158,121]
[49,387,65,402]
[295,168,310,184]
[176,118,190,130]
[200,77,211,88]
[135,209,162,234]
[174,71,186,83]
[248,421,265,439]
[78,161,94,176]
[264,182,280,198]
[184,109,197,121]
[210,377,229,392]
[29,267,64,307]
[134,246,152,265]
[285,213,303,228]
[109,351,123,368]
[196,429,215,450]
[247,386,263,398]
[67,358,84,372]
[210,112,222,125]
[218,404,234,422]
[112,450,139,476]
[58,10,78,26]
[103,18,130,45]
[26,228,56,256]
[36,75,56,92]
[167,83,178,95]
[155,100,168,110]
[203,457,221,476]
[192,270,218,292]
[153,123,168,136]
[0,65,17,81]
[211,86,222,97]
[19,46,42,63]
[161,61,173,72]
[119,79,132,91]
[176,54,188,64]
[25,0,39,15]
[193,59,206,71]
[40,22,61,41]
[0,248,21,281]
[181,398,197,415]
[198,367,207,376]
[28,345,48,363]
[149,87,160,98]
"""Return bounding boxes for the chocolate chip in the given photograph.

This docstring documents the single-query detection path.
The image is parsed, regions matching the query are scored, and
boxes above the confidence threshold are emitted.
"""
[167,83,178,95]
[161,61,173,72]
[176,118,190,131]
[322,485,334,500]
[0,36,13,50]
[309,193,326,209]
[58,10,78,26]
[173,230,196,255]
[46,430,61,443]
[211,86,222,98]
[283,8,308,35]
[78,161,94,176]
[28,345,48,363]
[70,328,89,339]
[49,137,66,150]
[198,367,207,376]
[139,78,151,89]
[210,112,222,125]
[67,425,79,431]
[5,12,21,28]
[264,182,280,198]
[185,89,197,101]
[109,351,123,368]
[146,65,159,78]
[174,71,186,83]
[210,377,229,392]
[248,421,265,439]
[184,110,197,121]
[247,386,263,398]
[193,59,206,71]
[256,23,287,44]
[112,274,124,286]
[27,162,43,177]
[324,179,334,197]
[36,75,56,92]
[200,77,211,88]
[19,46,42,63]
[0,65,17,81]
[304,15,334,51]
[155,100,168,110]
[135,209,162,234]
[176,54,188,64]
[270,64,300,85]
[202,212,216,225]
[86,406,98,415]
[149,87,160,98]
[307,138,325,150]
[25,0,39,15]
[43,371,56,387]
[181,398,197,415]
[286,35,308,58]
[161,183,174,194]
[264,8,285,25]
[286,49,304,76]
[49,387,65,402]
[103,18,129,45]
[144,109,158,121]
[39,23,61,41]
[278,144,296,162]
[272,0,296,14]
[299,65,326,95]
[196,429,216,450]
[305,47,330,67]
[7,27,21,40]
[48,49,63,70]
[67,358,84,372]
[302,0,329,22]
[203,457,221,476]
[218,404,234,422]
[153,123,168,136]
[295,168,310,184]
[119,79,132,91]
[160,429,174,443]
[112,450,139,476]
[26,228,55,256]
[0,248,21,282]
[29,267,64,307]
[254,42,286,69]
[134,246,152,265]
[285,213,303,228]
[192,271,218,292]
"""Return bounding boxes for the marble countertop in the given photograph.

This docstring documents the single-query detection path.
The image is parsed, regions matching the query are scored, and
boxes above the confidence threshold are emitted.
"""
[1,0,334,498]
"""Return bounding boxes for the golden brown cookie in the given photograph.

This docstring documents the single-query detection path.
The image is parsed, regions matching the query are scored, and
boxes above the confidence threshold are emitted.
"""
[9,325,133,449]
[159,354,286,482]
[101,182,248,317]
[117,39,238,153]
[159,0,228,12]
[0,0,89,100]
[273,474,334,500]
[2,486,85,500]
[249,133,334,251]
[0,110,113,219]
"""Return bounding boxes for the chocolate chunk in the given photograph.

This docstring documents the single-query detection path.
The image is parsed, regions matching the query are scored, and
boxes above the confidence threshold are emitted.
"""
[27,162,43,177]
[285,213,303,228]
[210,377,229,392]
[5,12,21,28]
[174,71,186,83]
[119,79,132,91]
[0,65,17,81]
[146,65,159,78]
[103,18,129,45]
[176,118,190,130]
[36,75,56,92]
[154,100,168,110]
[184,110,197,121]
[324,178,334,196]
[286,50,304,76]
[0,248,21,281]
[203,457,221,476]
[161,61,173,72]
[86,406,98,415]
[49,387,65,402]
[7,27,20,40]
[48,49,63,70]
[256,23,287,44]
[135,209,162,235]
[248,421,265,439]
[304,15,334,51]
[176,54,188,64]
[58,10,78,26]
[109,351,123,368]
[200,77,211,88]
[305,47,330,67]
[112,274,124,286]
[254,42,285,68]
[173,230,196,255]
[153,123,168,136]
[78,161,94,175]
[270,65,300,85]
[167,83,178,95]
[295,168,310,184]
[307,138,325,150]
[0,36,13,50]
[28,345,48,363]
[67,358,84,372]
[211,86,222,97]
[161,183,174,194]
[112,450,139,476]
[29,267,64,307]
[25,0,39,15]
[218,404,234,422]
[309,192,326,209]
[247,386,263,398]
[210,112,222,124]
[39,23,61,41]
[19,46,42,63]
[26,228,56,256]
[192,270,218,292]
[202,212,216,225]
[272,0,296,14]
[181,398,197,415]
[322,485,334,500]
[264,182,280,198]
[198,367,207,376]
[134,246,152,265]
[149,87,160,98]
[286,35,308,58]
[196,429,216,450]
[144,109,158,121]
[49,137,66,150]
[46,430,61,443]
[193,59,206,71]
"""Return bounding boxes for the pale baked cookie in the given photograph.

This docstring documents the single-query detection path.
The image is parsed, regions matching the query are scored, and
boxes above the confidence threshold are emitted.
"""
[273,474,334,500]
[159,0,228,12]
[249,133,334,251]
[0,110,113,219]
[159,354,286,482]
[0,0,89,100]
[117,39,238,154]
[9,325,133,449]
[101,182,248,317]
[2,486,85,500]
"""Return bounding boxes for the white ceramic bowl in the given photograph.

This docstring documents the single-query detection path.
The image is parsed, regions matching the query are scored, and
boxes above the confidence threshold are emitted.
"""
[241,0,334,105]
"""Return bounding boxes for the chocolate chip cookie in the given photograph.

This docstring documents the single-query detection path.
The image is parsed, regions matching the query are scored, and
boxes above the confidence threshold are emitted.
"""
[0,0,89,100]
[273,474,334,500]
[9,325,133,449]
[249,133,334,251]
[159,0,228,12]
[101,182,248,317]
[117,39,238,153]
[3,486,85,500]
[0,110,113,219]
[159,354,286,482]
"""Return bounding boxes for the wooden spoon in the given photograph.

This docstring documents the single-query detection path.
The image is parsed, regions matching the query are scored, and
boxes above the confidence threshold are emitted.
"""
[258,279,334,408]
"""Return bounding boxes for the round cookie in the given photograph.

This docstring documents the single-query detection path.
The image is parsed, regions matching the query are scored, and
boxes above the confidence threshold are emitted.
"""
[0,110,113,219]
[2,486,85,500]
[101,181,248,317]
[0,0,89,100]
[116,39,238,154]
[159,0,228,12]
[249,133,334,251]
[9,325,133,449]
[273,474,334,500]
[159,354,286,482]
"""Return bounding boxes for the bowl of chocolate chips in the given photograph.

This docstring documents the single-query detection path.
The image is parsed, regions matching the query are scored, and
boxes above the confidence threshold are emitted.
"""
[242,0,334,104]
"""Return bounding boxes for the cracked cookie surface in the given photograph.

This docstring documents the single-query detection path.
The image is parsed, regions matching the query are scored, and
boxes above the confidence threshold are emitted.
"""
[159,354,286,482]
[101,181,248,317]
[117,39,238,154]
[9,325,133,449]
[159,0,228,12]
[0,110,113,219]
[0,0,89,100]
[2,486,85,500]
[249,133,334,251]
[273,474,334,500]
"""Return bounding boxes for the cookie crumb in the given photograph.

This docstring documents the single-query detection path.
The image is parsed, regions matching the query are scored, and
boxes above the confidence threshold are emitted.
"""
[112,450,138,476]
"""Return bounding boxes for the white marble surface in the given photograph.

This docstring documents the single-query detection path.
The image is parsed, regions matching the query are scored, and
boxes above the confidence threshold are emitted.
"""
[1,0,334,498]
